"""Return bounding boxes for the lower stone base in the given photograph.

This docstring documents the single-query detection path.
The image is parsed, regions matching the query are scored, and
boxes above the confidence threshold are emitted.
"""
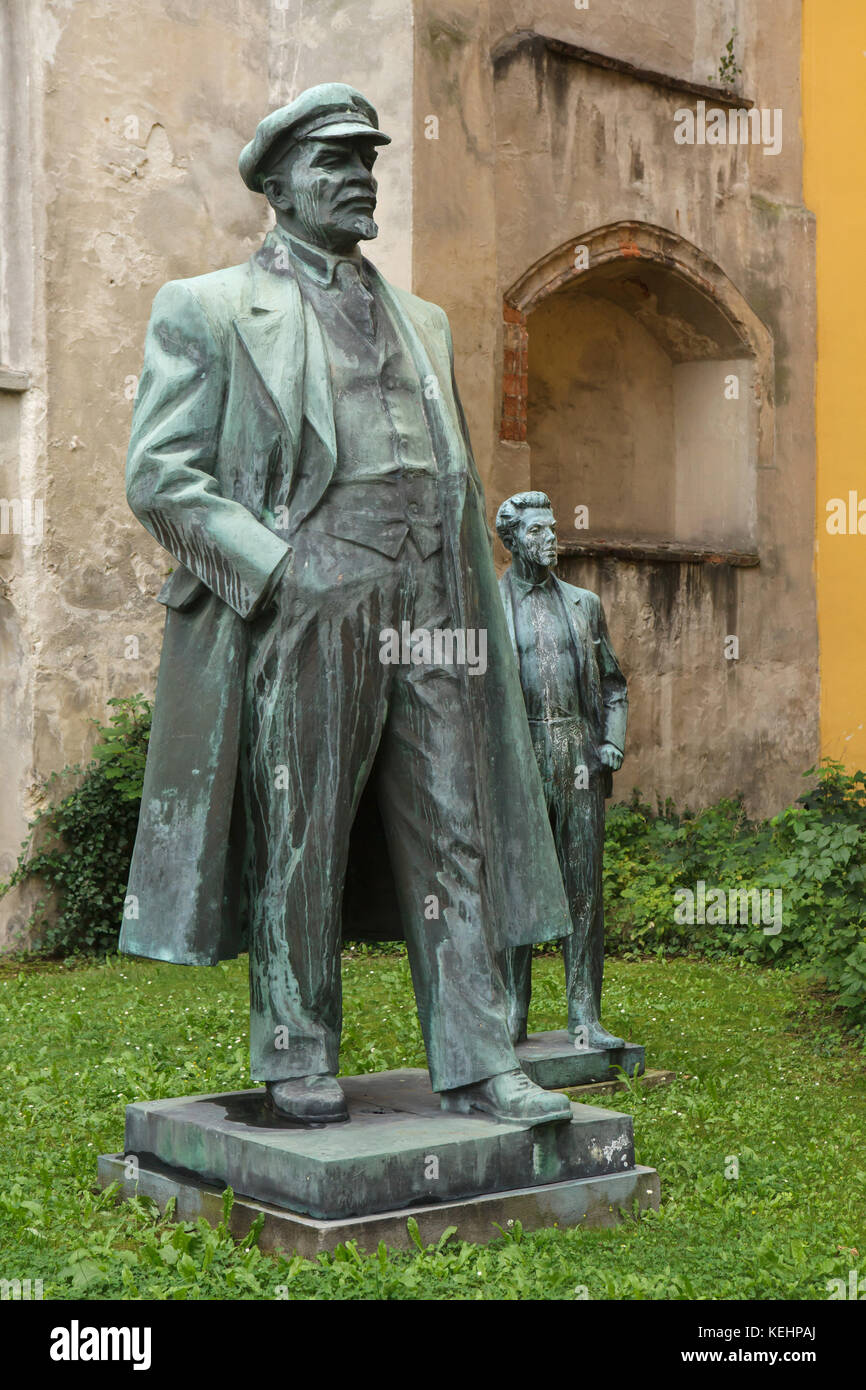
[97,1153,660,1256]
[117,1068,646,1221]
[99,1066,659,1249]
[516,1030,645,1089]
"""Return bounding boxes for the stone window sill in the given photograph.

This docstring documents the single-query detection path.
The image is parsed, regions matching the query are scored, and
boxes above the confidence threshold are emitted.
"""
[558,538,760,567]
[0,368,30,392]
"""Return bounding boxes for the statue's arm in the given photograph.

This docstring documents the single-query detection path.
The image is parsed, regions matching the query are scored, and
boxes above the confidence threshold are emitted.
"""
[126,280,291,621]
[592,593,628,755]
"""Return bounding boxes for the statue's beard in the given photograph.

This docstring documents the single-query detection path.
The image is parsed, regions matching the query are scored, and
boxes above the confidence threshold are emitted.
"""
[294,187,378,249]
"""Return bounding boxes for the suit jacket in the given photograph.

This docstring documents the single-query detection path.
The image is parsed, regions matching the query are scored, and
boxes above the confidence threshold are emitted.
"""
[119,230,572,965]
[499,568,628,797]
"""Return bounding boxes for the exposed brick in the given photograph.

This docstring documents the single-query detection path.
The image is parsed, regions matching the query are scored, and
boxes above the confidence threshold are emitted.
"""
[500,417,526,442]
[499,299,529,442]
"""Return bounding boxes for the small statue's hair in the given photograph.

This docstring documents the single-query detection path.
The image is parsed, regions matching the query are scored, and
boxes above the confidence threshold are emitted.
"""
[495,490,553,550]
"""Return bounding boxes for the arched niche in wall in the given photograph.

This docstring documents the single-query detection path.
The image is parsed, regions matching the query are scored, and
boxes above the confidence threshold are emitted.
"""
[501,222,774,565]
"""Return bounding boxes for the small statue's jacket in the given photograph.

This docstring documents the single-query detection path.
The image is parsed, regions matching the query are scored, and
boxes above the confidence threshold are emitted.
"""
[498,567,628,798]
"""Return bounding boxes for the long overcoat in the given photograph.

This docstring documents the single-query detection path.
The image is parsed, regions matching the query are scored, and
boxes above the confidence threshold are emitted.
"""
[119,231,572,965]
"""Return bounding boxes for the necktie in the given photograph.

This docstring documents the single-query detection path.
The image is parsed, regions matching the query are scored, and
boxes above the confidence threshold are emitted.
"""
[335,260,376,338]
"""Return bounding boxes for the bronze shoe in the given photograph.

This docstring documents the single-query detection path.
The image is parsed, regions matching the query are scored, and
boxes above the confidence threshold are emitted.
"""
[570,1020,626,1050]
[440,1068,571,1124]
[265,1074,349,1124]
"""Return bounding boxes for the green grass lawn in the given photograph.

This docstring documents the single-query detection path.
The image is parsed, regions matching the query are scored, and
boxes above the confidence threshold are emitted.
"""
[0,950,863,1300]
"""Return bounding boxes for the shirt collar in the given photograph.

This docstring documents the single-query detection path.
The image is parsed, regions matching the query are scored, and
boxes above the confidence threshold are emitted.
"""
[512,569,554,597]
[271,224,363,288]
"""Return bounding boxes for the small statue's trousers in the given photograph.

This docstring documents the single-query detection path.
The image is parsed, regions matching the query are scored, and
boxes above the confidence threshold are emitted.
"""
[500,715,607,1040]
[239,515,517,1092]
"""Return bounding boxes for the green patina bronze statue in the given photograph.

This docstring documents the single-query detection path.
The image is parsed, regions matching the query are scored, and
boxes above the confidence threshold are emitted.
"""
[496,492,628,1050]
[119,85,573,1127]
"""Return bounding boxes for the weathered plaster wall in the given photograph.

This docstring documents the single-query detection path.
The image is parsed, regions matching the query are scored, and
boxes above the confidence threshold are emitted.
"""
[269,0,414,289]
[527,290,678,541]
[411,1,499,486]
[492,0,742,92]
[0,0,48,929]
[411,0,816,816]
[1,0,273,944]
[673,358,756,548]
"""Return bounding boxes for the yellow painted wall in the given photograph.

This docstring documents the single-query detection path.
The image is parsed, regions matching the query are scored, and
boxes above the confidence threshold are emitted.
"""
[803,2,866,764]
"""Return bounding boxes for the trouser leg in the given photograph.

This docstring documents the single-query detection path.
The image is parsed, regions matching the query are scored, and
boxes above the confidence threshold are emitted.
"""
[241,537,395,1081]
[560,774,607,1032]
[499,944,533,1043]
[498,720,566,1043]
[374,550,518,1092]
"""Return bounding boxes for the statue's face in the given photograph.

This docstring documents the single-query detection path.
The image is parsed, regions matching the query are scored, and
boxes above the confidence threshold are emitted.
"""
[513,507,558,569]
[266,135,379,251]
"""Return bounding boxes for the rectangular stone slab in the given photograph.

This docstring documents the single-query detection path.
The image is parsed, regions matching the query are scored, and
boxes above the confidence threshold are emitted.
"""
[516,1031,645,1089]
[98,1153,660,1255]
[122,1068,636,1221]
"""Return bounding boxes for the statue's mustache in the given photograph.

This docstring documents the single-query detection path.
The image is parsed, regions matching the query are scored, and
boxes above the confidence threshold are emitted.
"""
[296,185,376,226]
[335,183,377,205]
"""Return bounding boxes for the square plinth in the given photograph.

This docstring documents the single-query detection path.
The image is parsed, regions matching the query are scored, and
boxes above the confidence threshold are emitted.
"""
[120,1067,637,1221]
[516,1032,645,1090]
[98,1153,660,1254]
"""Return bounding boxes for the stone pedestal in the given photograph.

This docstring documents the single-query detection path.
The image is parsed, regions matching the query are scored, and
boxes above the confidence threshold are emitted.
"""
[516,1030,645,1090]
[99,1067,659,1252]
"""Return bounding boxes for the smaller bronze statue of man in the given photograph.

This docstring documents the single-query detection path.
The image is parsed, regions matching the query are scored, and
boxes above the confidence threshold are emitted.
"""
[496,492,628,1049]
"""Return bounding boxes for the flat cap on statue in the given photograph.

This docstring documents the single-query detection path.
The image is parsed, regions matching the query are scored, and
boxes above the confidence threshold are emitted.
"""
[238,83,392,192]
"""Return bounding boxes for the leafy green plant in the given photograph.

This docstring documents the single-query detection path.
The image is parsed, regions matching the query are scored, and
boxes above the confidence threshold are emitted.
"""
[0,695,152,957]
[604,762,866,1038]
[711,28,742,87]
